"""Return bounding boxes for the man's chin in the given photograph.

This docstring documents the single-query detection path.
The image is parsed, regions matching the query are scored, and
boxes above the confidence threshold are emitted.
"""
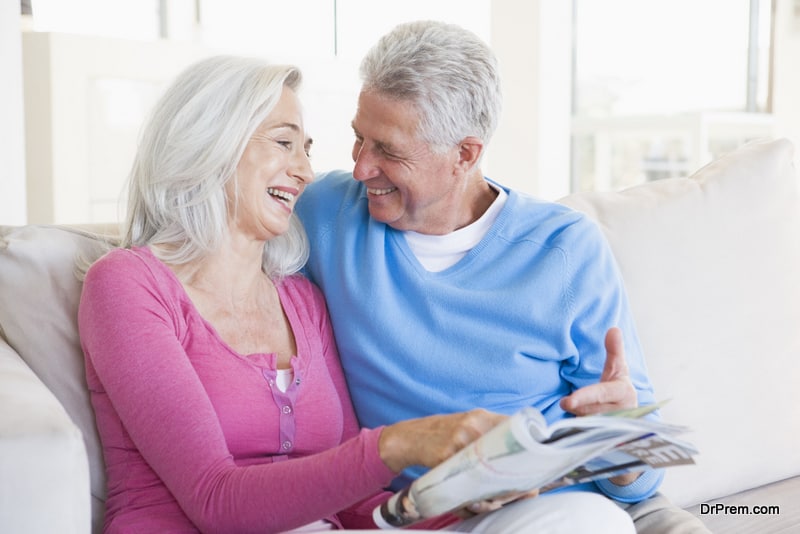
[367,205,405,229]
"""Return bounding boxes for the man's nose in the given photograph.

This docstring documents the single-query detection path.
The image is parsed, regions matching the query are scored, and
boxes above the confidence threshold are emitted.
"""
[352,144,380,181]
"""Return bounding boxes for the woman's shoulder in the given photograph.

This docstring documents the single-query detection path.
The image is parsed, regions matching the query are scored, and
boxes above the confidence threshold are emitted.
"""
[278,274,324,305]
[88,246,150,274]
[85,246,173,292]
[278,274,331,322]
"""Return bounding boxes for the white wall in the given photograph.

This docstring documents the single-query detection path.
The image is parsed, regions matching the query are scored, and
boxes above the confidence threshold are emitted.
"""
[0,0,27,224]
[490,0,572,199]
[22,33,208,224]
[772,0,800,171]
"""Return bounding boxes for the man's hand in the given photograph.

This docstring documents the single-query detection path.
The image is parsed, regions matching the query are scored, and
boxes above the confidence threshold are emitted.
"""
[559,327,638,416]
[560,327,641,485]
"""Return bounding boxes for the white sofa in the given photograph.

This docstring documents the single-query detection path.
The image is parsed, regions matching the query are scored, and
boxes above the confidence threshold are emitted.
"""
[1,138,799,533]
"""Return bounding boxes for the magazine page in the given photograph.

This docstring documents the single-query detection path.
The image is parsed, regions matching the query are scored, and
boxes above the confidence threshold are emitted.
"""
[540,433,698,491]
[373,404,696,529]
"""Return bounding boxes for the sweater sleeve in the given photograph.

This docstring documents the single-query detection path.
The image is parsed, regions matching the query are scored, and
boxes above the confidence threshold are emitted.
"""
[555,216,662,502]
[79,250,396,534]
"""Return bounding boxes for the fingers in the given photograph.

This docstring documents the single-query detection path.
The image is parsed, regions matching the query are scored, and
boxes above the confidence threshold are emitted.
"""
[468,408,508,434]
[560,327,637,416]
[560,381,636,416]
[447,409,507,456]
[602,327,628,382]
[379,409,507,472]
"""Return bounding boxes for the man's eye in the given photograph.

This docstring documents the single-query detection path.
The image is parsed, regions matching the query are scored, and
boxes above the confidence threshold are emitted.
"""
[277,140,292,149]
[381,148,399,160]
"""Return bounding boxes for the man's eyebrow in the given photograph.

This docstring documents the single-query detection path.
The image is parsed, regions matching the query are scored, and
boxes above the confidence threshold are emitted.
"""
[351,123,396,153]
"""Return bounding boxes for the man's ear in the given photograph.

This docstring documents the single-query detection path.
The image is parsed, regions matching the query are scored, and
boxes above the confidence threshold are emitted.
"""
[455,136,484,173]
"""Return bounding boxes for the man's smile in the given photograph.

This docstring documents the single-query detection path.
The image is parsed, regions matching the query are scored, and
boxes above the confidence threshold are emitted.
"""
[367,187,398,196]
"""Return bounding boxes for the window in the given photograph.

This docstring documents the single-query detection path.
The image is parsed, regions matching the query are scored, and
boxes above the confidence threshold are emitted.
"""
[571,0,774,192]
[27,0,160,40]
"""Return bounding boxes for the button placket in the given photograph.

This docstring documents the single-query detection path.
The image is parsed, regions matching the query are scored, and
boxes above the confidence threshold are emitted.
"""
[263,366,299,454]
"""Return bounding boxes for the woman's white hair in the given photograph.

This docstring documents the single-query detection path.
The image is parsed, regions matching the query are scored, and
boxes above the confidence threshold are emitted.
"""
[359,20,502,152]
[122,55,308,279]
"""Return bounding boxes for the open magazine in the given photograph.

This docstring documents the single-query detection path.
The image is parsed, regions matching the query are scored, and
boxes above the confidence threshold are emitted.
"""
[373,402,697,529]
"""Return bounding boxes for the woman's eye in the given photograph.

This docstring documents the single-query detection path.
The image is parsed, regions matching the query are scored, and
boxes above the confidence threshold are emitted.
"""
[277,140,292,150]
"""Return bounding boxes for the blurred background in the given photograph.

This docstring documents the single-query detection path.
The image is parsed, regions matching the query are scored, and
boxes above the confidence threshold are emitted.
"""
[2,0,798,225]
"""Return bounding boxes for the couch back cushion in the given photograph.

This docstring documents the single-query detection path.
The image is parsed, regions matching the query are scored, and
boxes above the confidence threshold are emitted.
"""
[559,138,800,507]
[0,225,115,527]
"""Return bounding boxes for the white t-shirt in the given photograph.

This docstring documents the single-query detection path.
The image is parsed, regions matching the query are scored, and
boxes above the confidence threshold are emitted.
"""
[275,368,294,393]
[404,185,508,272]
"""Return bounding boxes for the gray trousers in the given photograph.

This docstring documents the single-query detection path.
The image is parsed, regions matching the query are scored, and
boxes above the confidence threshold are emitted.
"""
[621,493,711,534]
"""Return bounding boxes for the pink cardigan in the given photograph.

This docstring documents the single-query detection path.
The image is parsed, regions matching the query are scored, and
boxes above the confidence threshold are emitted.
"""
[78,247,396,533]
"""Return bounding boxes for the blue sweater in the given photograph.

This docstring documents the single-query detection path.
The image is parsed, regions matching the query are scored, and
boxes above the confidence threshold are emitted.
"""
[296,170,663,502]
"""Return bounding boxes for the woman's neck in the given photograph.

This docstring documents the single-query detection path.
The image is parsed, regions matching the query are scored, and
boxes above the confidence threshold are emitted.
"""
[168,238,269,307]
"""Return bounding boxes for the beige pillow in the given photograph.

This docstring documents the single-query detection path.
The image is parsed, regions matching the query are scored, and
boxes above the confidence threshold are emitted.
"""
[0,336,92,533]
[0,225,115,528]
[559,138,800,507]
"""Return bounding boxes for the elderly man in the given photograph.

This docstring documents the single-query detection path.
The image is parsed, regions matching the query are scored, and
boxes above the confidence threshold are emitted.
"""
[296,20,708,533]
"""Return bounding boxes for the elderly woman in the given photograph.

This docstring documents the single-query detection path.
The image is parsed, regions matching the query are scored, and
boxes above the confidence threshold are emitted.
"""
[78,55,507,534]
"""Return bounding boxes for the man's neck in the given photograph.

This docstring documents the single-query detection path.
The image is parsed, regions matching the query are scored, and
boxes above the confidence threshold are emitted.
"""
[431,174,498,235]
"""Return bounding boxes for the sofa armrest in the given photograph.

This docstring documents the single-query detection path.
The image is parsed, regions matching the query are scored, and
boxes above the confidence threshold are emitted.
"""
[0,337,92,534]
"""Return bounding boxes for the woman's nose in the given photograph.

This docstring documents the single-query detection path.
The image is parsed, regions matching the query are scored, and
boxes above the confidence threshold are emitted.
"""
[292,150,314,184]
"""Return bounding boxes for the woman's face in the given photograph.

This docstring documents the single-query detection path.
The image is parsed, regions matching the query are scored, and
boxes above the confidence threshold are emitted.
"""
[228,86,313,242]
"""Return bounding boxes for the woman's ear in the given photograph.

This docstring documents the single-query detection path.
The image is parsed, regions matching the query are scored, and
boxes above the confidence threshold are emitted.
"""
[455,136,484,173]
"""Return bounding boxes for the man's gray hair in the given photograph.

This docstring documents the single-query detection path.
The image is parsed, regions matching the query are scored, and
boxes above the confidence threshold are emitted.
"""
[123,55,308,279]
[359,20,502,151]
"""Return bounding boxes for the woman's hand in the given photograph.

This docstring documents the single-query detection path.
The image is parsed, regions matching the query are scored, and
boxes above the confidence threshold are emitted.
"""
[378,408,506,473]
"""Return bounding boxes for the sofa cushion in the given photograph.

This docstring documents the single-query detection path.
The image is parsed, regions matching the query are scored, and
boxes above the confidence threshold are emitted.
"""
[0,225,115,528]
[0,337,92,534]
[558,138,800,507]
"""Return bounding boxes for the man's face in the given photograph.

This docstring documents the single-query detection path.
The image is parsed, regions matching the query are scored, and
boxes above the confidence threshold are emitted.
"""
[350,90,463,234]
